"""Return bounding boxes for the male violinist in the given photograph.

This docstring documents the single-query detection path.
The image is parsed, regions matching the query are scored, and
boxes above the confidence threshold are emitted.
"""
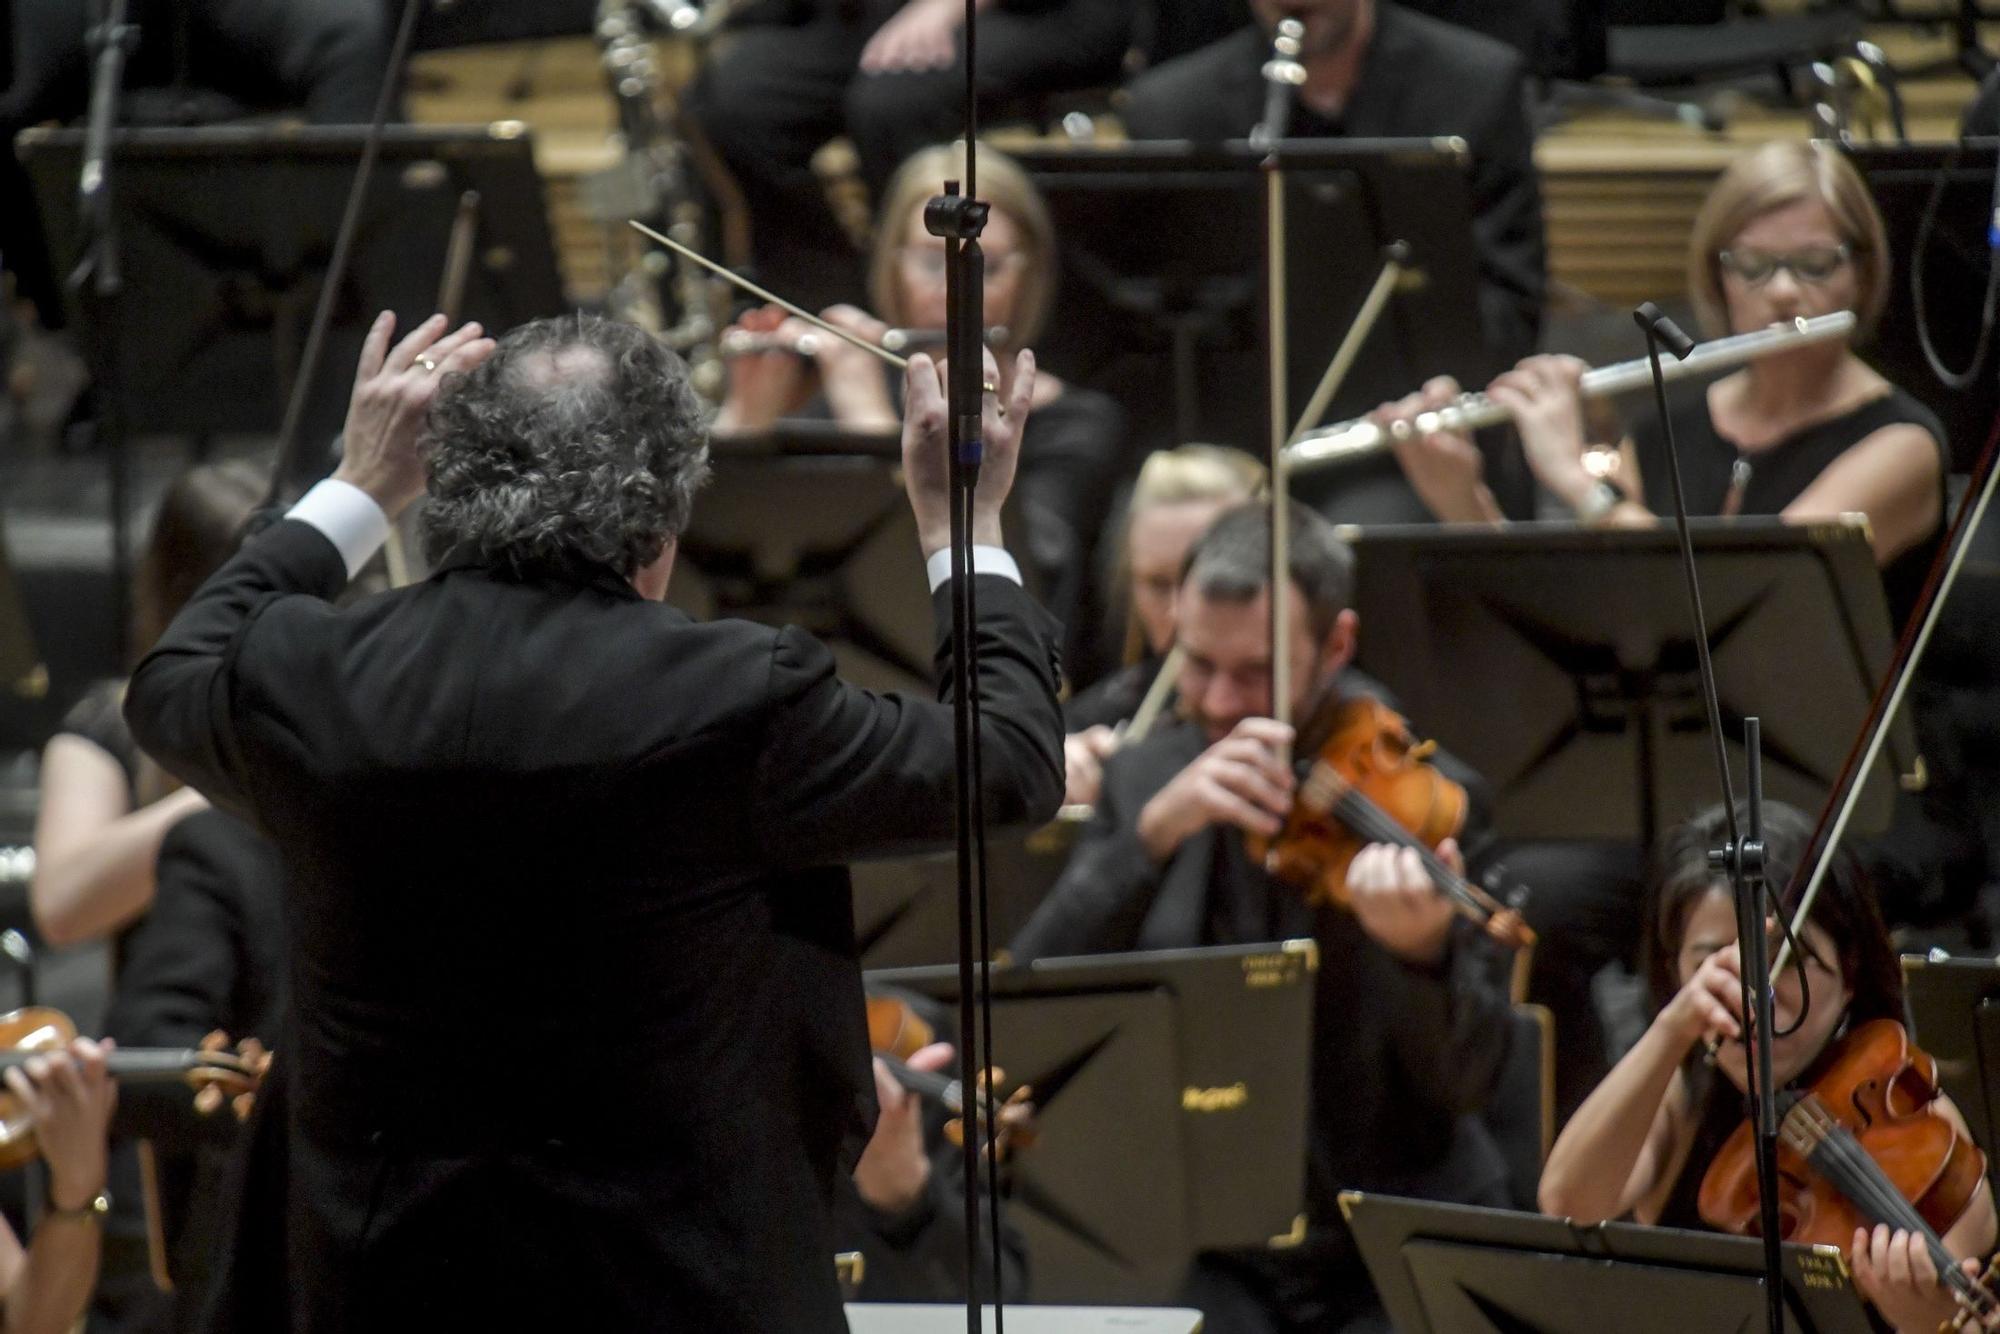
[1011,501,1516,1334]
[122,312,1066,1331]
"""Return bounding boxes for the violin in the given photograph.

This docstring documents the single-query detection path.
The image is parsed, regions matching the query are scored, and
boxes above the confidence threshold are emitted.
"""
[1248,694,1535,951]
[0,1007,270,1171]
[865,995,1035,1159]
[1698,1018,2000,1328]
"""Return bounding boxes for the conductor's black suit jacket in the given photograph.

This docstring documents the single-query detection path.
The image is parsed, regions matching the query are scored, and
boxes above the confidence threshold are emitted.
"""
[124,517,1066,1332]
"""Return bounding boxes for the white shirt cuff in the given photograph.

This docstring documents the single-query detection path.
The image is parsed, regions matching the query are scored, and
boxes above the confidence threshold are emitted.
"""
[926,545,1022,593]
[287,479,392,580]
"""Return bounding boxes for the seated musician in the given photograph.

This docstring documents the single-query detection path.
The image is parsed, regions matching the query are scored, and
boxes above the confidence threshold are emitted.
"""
[1011,500,1516,1333]
[840,989,1029,1303]
[0,1039,118,1334]
[1384,139,1945,629]
[1063,444,1266,806]
[714,140,1129,663]
[1540,802,1998,1334]
[1119,0,1546,362]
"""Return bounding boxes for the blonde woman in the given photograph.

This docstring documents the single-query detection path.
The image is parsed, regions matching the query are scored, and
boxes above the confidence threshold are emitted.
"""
[717,140,1127,658]
[1384,139,1946,625]
[1062,444,1264,806]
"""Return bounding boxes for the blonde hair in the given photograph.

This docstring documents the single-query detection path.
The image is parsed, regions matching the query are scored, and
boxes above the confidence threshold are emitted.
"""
[1114,445,1268,664]
[1687,140,1889,339]
[868,142,1056,351]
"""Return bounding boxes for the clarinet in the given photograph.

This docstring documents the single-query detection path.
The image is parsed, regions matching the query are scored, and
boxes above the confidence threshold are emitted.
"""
[1251,18,1307,149]
[592,0,724,396]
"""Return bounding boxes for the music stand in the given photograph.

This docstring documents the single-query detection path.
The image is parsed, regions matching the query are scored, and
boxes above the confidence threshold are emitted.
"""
[1844,140,2000,473]
[853,817,1080,969]
[1010,141,1507,520]
[1345,1193,1876,1334]
[845,1306,1203,1332]
[1901,952,2000,1177]
[1346,517,1913,851]
[15,123,566,492]
[869,941,1318,1302]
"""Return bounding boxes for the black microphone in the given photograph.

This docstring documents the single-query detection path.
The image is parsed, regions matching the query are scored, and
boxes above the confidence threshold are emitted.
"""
[1634,302,1697,360]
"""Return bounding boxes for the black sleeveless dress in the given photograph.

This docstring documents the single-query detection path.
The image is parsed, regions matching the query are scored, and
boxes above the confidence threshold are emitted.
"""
[1631,382,1950,628]
[1654,1069,1750,1232]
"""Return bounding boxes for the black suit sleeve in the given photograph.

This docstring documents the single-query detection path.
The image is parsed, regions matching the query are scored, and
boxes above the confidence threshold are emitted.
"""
[1462,46,1546,363]
[105,817,248,1151]
[749,574,1066,866]
[1008,756,1166,960]
[124,519,350,817]
[1378,923,1513,1117]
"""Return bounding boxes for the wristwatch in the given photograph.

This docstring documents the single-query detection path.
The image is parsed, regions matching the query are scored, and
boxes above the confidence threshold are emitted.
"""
[43,1186,111,1224]
[1572,478,1628,526]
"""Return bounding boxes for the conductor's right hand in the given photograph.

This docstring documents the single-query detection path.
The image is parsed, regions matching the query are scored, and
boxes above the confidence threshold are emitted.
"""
[902,348,1036,561]
[1136,718,1295,864]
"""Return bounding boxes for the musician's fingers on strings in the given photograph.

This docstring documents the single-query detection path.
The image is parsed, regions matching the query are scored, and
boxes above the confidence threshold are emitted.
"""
[384,313,451,374]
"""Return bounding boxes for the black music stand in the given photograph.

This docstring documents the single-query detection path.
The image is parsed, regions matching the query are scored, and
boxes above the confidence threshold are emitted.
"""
[1345,1194,1875,1333]
[853,817,1080,969]
[868,941,1318,1303]
[1902,952,2000,1178]
[1347,518,1913,851]
[14,124,566,495]
[1844,139,2000,472]
[1010,141,1511,520]
[844,1307,1203,1332]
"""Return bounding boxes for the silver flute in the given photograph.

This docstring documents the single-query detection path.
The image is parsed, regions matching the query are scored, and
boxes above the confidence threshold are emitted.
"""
[718,326,1009,358]
[1283,312,1858,475]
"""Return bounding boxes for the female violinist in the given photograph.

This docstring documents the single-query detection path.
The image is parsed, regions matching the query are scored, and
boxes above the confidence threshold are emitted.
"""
[713,140,1129,663]
[1538,802,1997,1334]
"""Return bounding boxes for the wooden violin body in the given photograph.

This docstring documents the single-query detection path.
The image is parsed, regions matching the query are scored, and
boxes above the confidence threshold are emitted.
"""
[1250,696,1533,950]
[1699,1019,1988,1251]
[864,995,1035,1159]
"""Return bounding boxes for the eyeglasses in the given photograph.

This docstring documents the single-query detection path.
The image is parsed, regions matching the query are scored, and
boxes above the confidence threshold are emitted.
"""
[1715,243,1853,286]
[897,246,1029,284]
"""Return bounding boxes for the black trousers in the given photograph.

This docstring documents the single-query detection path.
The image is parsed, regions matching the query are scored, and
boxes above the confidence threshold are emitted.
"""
[685,0,1132,310]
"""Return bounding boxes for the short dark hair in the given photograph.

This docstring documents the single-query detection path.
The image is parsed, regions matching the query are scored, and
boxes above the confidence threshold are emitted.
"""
[421,314,711,577]
[1179,501,1355,641]
[1642,801,1903,1029]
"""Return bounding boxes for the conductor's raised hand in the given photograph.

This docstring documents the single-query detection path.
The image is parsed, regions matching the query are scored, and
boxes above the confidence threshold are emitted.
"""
[902,347,1036,561]
[335,311,496,518]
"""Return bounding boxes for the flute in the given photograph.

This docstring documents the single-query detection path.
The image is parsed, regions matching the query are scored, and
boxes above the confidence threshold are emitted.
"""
[1282,312,1857,475]
[717,325,1010,358]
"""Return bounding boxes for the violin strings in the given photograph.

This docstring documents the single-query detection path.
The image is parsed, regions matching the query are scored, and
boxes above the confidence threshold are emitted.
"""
[1806,1117,1973,1297]
[1330,789,1488,918]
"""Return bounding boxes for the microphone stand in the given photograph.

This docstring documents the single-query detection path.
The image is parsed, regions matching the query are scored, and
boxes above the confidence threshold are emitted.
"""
[1636,303,1785,1334]
[73,0,139,660]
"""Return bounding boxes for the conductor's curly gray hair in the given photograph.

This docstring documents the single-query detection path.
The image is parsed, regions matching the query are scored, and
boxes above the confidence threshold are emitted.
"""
[420,314,711,577]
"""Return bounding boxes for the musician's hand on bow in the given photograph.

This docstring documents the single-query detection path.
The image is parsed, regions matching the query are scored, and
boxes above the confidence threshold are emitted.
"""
[1849,1224,1979,1334]
[855,1041,952,1214]
[1348,840,1459,967]
[336,311,494,519]
[1064,726,1118,807]
[1376,377,1498,525]
[1137,718,1295,863]
[902,347,1035,560]
[1485,355,1595,513]
[8,1038,115,1214]
[815,306,900,431]
[715,306,814,434]
[859,0,962,73]
[1663,941,1746,1050]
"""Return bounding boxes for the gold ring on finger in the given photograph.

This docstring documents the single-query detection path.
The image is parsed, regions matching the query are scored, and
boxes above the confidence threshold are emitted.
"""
[416,355,438,373]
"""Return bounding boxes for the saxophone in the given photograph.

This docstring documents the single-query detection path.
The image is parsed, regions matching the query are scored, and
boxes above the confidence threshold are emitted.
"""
[590,0,728,397]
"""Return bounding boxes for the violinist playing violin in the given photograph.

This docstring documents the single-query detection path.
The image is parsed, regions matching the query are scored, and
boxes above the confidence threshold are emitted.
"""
[1540,802,1999,1334]
[1012,501,1517,1334]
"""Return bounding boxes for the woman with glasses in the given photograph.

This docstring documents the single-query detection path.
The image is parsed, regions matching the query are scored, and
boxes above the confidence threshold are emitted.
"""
[1380,139,1946,626]
[716,141,1129,669]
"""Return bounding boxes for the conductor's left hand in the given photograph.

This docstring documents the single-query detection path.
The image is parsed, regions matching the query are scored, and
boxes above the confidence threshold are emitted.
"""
[335,311,496,518]
[902,347,1035,561]
[1347,840,1459,967]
